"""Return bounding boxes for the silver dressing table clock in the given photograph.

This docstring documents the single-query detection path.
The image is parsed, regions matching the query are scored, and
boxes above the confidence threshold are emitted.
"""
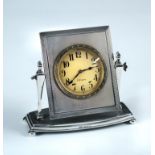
[24,26,135,134]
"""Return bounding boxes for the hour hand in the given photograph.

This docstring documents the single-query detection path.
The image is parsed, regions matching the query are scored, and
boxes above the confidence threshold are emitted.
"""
[68,70,81,84]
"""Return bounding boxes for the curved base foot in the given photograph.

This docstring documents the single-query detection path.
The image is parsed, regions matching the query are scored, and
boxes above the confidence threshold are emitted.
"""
[23,102,135,134]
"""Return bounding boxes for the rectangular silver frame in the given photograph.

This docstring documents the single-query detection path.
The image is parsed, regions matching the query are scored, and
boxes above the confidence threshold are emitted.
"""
[40,26,121,119]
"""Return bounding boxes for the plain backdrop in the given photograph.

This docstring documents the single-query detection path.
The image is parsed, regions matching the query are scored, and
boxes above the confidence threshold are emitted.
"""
[4,0,150,155]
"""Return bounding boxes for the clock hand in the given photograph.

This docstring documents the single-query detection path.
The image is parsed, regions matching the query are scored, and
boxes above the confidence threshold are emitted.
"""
[68,69,82,84]
[69,66,98,84]
[81,66,98,72]
[92,57,100,64]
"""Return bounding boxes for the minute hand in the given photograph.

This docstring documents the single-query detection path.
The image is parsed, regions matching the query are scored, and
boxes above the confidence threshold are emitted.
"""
[81,66,98,72]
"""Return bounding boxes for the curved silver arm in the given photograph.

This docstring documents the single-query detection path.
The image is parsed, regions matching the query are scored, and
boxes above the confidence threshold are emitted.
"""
[114,52,128,90]
[31,61,45,119]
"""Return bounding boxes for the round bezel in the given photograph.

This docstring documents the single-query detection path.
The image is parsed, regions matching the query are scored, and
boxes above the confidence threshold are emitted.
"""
[53,44,107,99]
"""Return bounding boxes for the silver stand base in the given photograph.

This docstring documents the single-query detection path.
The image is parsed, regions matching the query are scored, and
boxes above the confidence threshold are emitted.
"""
[23,102,135,135]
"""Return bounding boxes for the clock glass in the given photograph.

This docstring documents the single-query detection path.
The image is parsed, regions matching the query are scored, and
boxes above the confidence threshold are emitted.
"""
[54,44,107,98]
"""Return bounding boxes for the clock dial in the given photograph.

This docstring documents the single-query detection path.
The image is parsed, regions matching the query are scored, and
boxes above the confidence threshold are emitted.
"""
[54,44,107,98]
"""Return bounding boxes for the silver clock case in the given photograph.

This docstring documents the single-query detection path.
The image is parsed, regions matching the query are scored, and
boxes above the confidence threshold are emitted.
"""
[40,26,121,119]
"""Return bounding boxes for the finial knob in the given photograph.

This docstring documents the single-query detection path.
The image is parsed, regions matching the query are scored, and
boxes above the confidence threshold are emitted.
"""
[115,52,128,71]
[116,51,121,59]
[37,61,42,67]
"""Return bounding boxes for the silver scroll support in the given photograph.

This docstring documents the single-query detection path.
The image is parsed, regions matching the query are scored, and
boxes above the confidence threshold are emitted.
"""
[31,61,45,119]
[114,52,128,89]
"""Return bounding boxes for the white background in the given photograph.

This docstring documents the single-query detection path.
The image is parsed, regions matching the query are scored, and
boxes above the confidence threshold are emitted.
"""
[3,0,150,155]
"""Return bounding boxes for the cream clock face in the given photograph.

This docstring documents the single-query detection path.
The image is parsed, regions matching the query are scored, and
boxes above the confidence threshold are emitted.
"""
[54,44,107,98]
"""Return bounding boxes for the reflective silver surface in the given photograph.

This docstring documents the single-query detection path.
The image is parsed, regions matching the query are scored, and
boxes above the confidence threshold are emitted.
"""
[40,26,121,119]
[24,102,135,134]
